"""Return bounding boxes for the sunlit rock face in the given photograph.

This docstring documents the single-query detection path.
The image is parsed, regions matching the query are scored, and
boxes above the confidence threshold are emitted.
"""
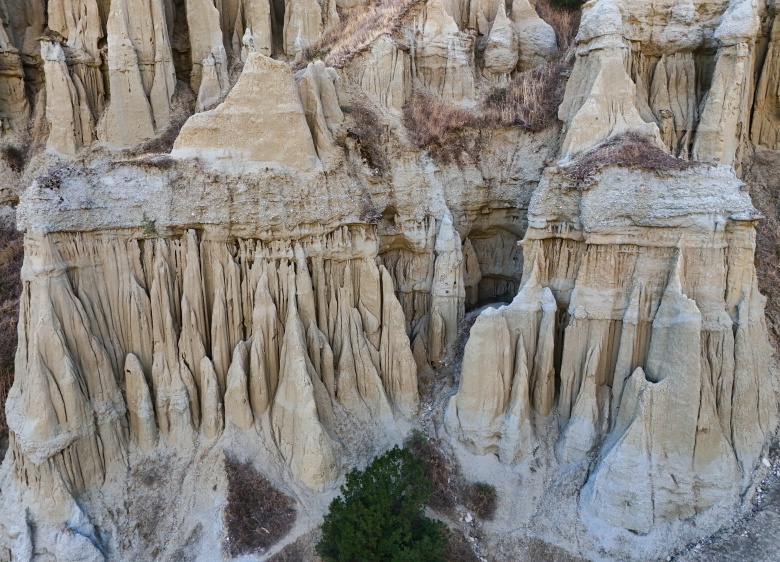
[0,0,778,560]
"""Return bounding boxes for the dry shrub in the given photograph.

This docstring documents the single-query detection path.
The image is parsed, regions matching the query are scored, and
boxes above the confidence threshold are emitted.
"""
[462,482,497,520]
[129,82,196,156]
[536,0,583,50]
[268,540,308,562]
[482,58,571,131]
[223,457,297,558]
[405,58,570,165]
[403,93,481,166]
[407,431,459,515]
[1,144,26,173]
[443,531,481,562]
[346,104,389,173]
[0,229,23,440]
[564,132,696,182]
[299,0,423,69]
[406,431,498,521]
[36,163,73,190]
[746,149,780,346]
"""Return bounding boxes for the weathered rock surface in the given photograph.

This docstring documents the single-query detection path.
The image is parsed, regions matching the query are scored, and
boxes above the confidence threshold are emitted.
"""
[173,53,320,169]
[1,0,779,560]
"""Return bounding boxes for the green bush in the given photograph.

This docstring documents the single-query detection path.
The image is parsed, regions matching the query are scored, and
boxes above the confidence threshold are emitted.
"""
[316,446,449,562]
[547,0,586,11]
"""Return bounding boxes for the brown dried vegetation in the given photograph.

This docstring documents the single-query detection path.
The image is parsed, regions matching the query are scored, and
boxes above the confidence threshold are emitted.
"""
[443,531,482,562]
[746,149,780,347]
[1,144,26,173]
[407,432,497,521]
[404,58,571,165]
[345,104,389,173]
[299,0,423,69]
[223,457,297,558]
[563,132,696,182]
[0,229,23,440]
[536,0,583,50]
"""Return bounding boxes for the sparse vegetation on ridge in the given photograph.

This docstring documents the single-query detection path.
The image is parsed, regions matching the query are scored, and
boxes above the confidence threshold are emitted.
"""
[346,103,390,174]
[563,132,696,181]
[402,0,579,166]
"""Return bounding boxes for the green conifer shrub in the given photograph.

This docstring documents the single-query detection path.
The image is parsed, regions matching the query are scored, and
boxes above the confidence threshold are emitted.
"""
[316,446,449,562]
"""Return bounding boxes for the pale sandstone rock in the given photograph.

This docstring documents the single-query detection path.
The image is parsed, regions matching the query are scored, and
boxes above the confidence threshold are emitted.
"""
[498,337,534,463]
[415,0,476,100]
[41,41,93,155]
[200,357,224,438]
[750,15,780,150]
[98,0,156,147]
[130,0,176,131]
[47,0,103,60]
[428,215,465,363]
[462,238,482,307]
[225,340,254,429]
[248,267,282,415]
[359,35,412,110]
[582,257,740,533]
[467,0,502,34]
[271,286,339,491]
[510,0,557,71]
[691,0,760,167]
[559,0,663,161]
[149,248,197,446]
[379,265,420,417]
[124,353,158,451]
[195,46,230,113]
[173,53,321,170]
[186,0,226,94]
[446,308,513,454]
[284,0,323,59]
[0,29,30,138]
[296,61,344,164]
[245,0,273,56]
[751,13,780,149]
[655,0,704,52]
[447,259,556,457]
[483,6,518,79]
[3,0,780,557]
[647,53,697,158]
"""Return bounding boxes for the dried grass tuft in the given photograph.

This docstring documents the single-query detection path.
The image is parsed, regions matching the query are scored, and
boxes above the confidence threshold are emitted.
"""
[403,93,481,166]
[536,0,583,50]
[481,58,572,131]
[299,0,423,69]
[563,132,696,182]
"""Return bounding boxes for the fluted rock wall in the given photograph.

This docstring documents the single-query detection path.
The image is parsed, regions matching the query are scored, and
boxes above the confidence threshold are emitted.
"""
[447,164,776,532]
[9,224,419,484]
[1,0,779,560]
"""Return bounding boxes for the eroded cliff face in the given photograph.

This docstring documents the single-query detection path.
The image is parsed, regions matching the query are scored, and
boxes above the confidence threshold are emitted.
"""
[0,0,779,560]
